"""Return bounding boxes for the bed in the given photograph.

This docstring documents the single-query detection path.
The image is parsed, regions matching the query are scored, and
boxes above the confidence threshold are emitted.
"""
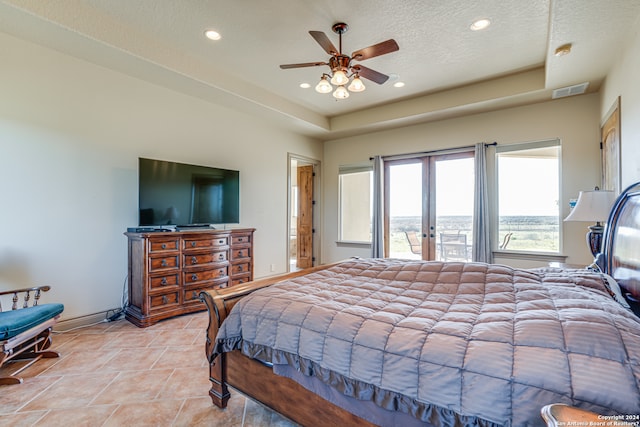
[200,181,640,427]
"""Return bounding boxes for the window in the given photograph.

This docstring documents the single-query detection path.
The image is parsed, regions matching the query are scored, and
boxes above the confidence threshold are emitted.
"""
[338,165,373,242]
[497,139,560,252]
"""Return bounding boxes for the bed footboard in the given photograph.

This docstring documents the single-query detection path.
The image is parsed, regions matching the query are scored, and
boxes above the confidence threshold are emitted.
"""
[200,263,338,408]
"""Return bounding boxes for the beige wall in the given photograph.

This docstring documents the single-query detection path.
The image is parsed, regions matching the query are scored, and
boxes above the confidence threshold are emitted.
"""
[322,95,603,268]
[601,22,640,188]
[0,32,322,322]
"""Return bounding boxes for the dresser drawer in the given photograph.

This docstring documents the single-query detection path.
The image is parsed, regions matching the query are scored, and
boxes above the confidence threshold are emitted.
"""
[231,247,251,260]
[149,291,179,310]
[231,234,252,245]
[183,250,227,267]
[149,255,179,272]
[231,262,250,275]
[183,282,229,305]
[183,266,228,286]
[149,273,179,291]
[231,276,251,286]
[183,236,229,250]
[149,239,179,252]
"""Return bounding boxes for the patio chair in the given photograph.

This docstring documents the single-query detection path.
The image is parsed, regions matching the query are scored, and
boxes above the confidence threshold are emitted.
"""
[440,232,468,261]
[404,231,422,255]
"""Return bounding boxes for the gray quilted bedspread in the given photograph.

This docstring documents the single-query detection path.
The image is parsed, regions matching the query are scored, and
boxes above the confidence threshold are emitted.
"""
[213,258,640,426]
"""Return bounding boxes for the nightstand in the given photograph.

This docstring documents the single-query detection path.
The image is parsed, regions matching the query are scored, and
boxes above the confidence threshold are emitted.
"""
[541,404,600,426]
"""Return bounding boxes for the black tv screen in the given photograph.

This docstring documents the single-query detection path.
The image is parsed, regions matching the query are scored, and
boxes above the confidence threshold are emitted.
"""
[138,158,239,226]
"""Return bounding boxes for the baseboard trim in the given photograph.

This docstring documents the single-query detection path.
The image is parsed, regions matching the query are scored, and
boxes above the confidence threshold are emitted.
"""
[54,309,121,332]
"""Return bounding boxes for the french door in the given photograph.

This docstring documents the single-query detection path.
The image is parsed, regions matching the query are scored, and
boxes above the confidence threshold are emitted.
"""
[384,152,475,261]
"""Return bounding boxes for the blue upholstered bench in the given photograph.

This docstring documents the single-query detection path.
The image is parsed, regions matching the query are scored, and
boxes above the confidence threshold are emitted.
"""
[0,286,64,385]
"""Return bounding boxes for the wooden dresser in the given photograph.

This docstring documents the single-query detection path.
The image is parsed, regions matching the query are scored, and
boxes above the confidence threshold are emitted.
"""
[124,228,255,327]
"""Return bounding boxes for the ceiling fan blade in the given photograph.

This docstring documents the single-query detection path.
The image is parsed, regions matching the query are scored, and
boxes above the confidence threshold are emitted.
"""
[280,62,327,69]
[353,65,389,84]
[309,31,338,55]
[351,39,399,61]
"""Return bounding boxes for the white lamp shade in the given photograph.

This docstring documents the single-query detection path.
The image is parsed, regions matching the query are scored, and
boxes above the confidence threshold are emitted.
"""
[564,190,616,222]
[348,76,366,92]
[330,69,349,86]
[315,76,332,93]
[333,85,349,99]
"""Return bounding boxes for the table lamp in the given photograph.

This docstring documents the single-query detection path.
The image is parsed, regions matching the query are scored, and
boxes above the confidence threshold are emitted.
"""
[564,188,616,257]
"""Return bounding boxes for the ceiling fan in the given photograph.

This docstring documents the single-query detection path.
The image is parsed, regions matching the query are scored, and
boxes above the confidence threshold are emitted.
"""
[280,22,399,99]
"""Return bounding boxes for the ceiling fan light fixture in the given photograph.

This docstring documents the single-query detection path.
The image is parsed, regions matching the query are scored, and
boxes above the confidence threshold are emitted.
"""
[315,75,333,93]
[348,75,366,92]
[333,85,349,99]
[330,69,349,86]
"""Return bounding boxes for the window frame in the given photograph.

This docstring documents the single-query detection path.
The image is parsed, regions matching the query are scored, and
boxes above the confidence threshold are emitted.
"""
[337,164,373,244]
[495,138,562,255]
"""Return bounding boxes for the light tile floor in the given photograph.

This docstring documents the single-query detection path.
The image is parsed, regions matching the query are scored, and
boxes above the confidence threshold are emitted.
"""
[0,312,297,427]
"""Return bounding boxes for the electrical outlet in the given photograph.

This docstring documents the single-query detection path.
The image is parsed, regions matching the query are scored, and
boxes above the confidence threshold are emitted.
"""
[270,264,276,272]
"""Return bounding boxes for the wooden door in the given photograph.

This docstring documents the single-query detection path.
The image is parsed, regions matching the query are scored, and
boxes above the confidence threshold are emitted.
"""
[297,165,314,268]
[601,97,621,193]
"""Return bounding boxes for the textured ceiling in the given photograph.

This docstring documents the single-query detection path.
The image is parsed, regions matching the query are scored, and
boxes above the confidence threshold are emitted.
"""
[1,0,639,138]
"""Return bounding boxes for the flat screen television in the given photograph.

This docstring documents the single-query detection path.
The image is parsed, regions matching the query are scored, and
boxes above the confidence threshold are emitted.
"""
[138,157,240,227]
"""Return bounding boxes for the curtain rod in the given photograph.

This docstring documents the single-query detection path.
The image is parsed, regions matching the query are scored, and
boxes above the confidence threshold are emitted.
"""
[369,142,497,161]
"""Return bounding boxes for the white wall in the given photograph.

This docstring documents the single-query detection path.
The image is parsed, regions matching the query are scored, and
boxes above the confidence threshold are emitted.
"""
[0,32,322,321]
[600,20,640,188]
[322,95,602,268]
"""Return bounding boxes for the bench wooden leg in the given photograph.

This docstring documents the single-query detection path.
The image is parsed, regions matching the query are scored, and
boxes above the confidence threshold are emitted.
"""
[0,328,60,385]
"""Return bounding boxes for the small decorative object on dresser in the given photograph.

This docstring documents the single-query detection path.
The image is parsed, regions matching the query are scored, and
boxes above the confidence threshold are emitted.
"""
[124,228,254,327]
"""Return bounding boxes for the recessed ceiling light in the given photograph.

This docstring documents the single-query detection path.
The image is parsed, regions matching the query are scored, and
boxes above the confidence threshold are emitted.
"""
[470,18,491,31]
[394,82,405,88]
[299,83,311,89]
[204,29,221,41]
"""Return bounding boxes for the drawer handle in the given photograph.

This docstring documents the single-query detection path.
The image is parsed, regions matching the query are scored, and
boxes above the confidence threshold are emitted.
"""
[219,239,225,244]
[238,279,244,284]
[161,278,167,286]
[161,259,168,267]
[192,291,198,299]
[191,273,198,281]
[162,296,168,304]
[218,254,225,260]
[218,270,224,277]
[238,265,243,272]
[191,256,198,264]
[238,238,244,242]
[237,251,243,257]
[161,243,167,249]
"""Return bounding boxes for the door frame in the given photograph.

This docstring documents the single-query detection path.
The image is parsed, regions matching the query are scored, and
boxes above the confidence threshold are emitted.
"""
[287,153,321,272]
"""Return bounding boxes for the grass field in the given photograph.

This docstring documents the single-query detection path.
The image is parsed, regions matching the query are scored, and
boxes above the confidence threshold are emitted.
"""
[389,215,559,258]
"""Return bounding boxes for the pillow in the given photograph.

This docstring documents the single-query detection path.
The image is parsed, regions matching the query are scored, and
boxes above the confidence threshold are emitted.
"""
[600,273,632,309]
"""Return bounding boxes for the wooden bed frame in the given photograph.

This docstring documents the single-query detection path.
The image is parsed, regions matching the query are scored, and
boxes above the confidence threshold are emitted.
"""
[200,181,640,426]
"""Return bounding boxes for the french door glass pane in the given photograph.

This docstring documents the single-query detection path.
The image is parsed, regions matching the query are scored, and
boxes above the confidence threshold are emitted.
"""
[435,157,474,262]
[388,162,422,259]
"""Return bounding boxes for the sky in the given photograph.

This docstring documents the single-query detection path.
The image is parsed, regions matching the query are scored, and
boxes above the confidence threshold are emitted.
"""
[388,157,559,217]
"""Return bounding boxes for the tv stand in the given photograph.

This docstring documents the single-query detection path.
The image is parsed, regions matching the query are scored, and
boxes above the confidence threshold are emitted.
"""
[124,228,254,327]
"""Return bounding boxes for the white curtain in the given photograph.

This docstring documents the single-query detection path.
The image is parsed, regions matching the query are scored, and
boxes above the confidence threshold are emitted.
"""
[472,143,492,263]
[371,155,385,258]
